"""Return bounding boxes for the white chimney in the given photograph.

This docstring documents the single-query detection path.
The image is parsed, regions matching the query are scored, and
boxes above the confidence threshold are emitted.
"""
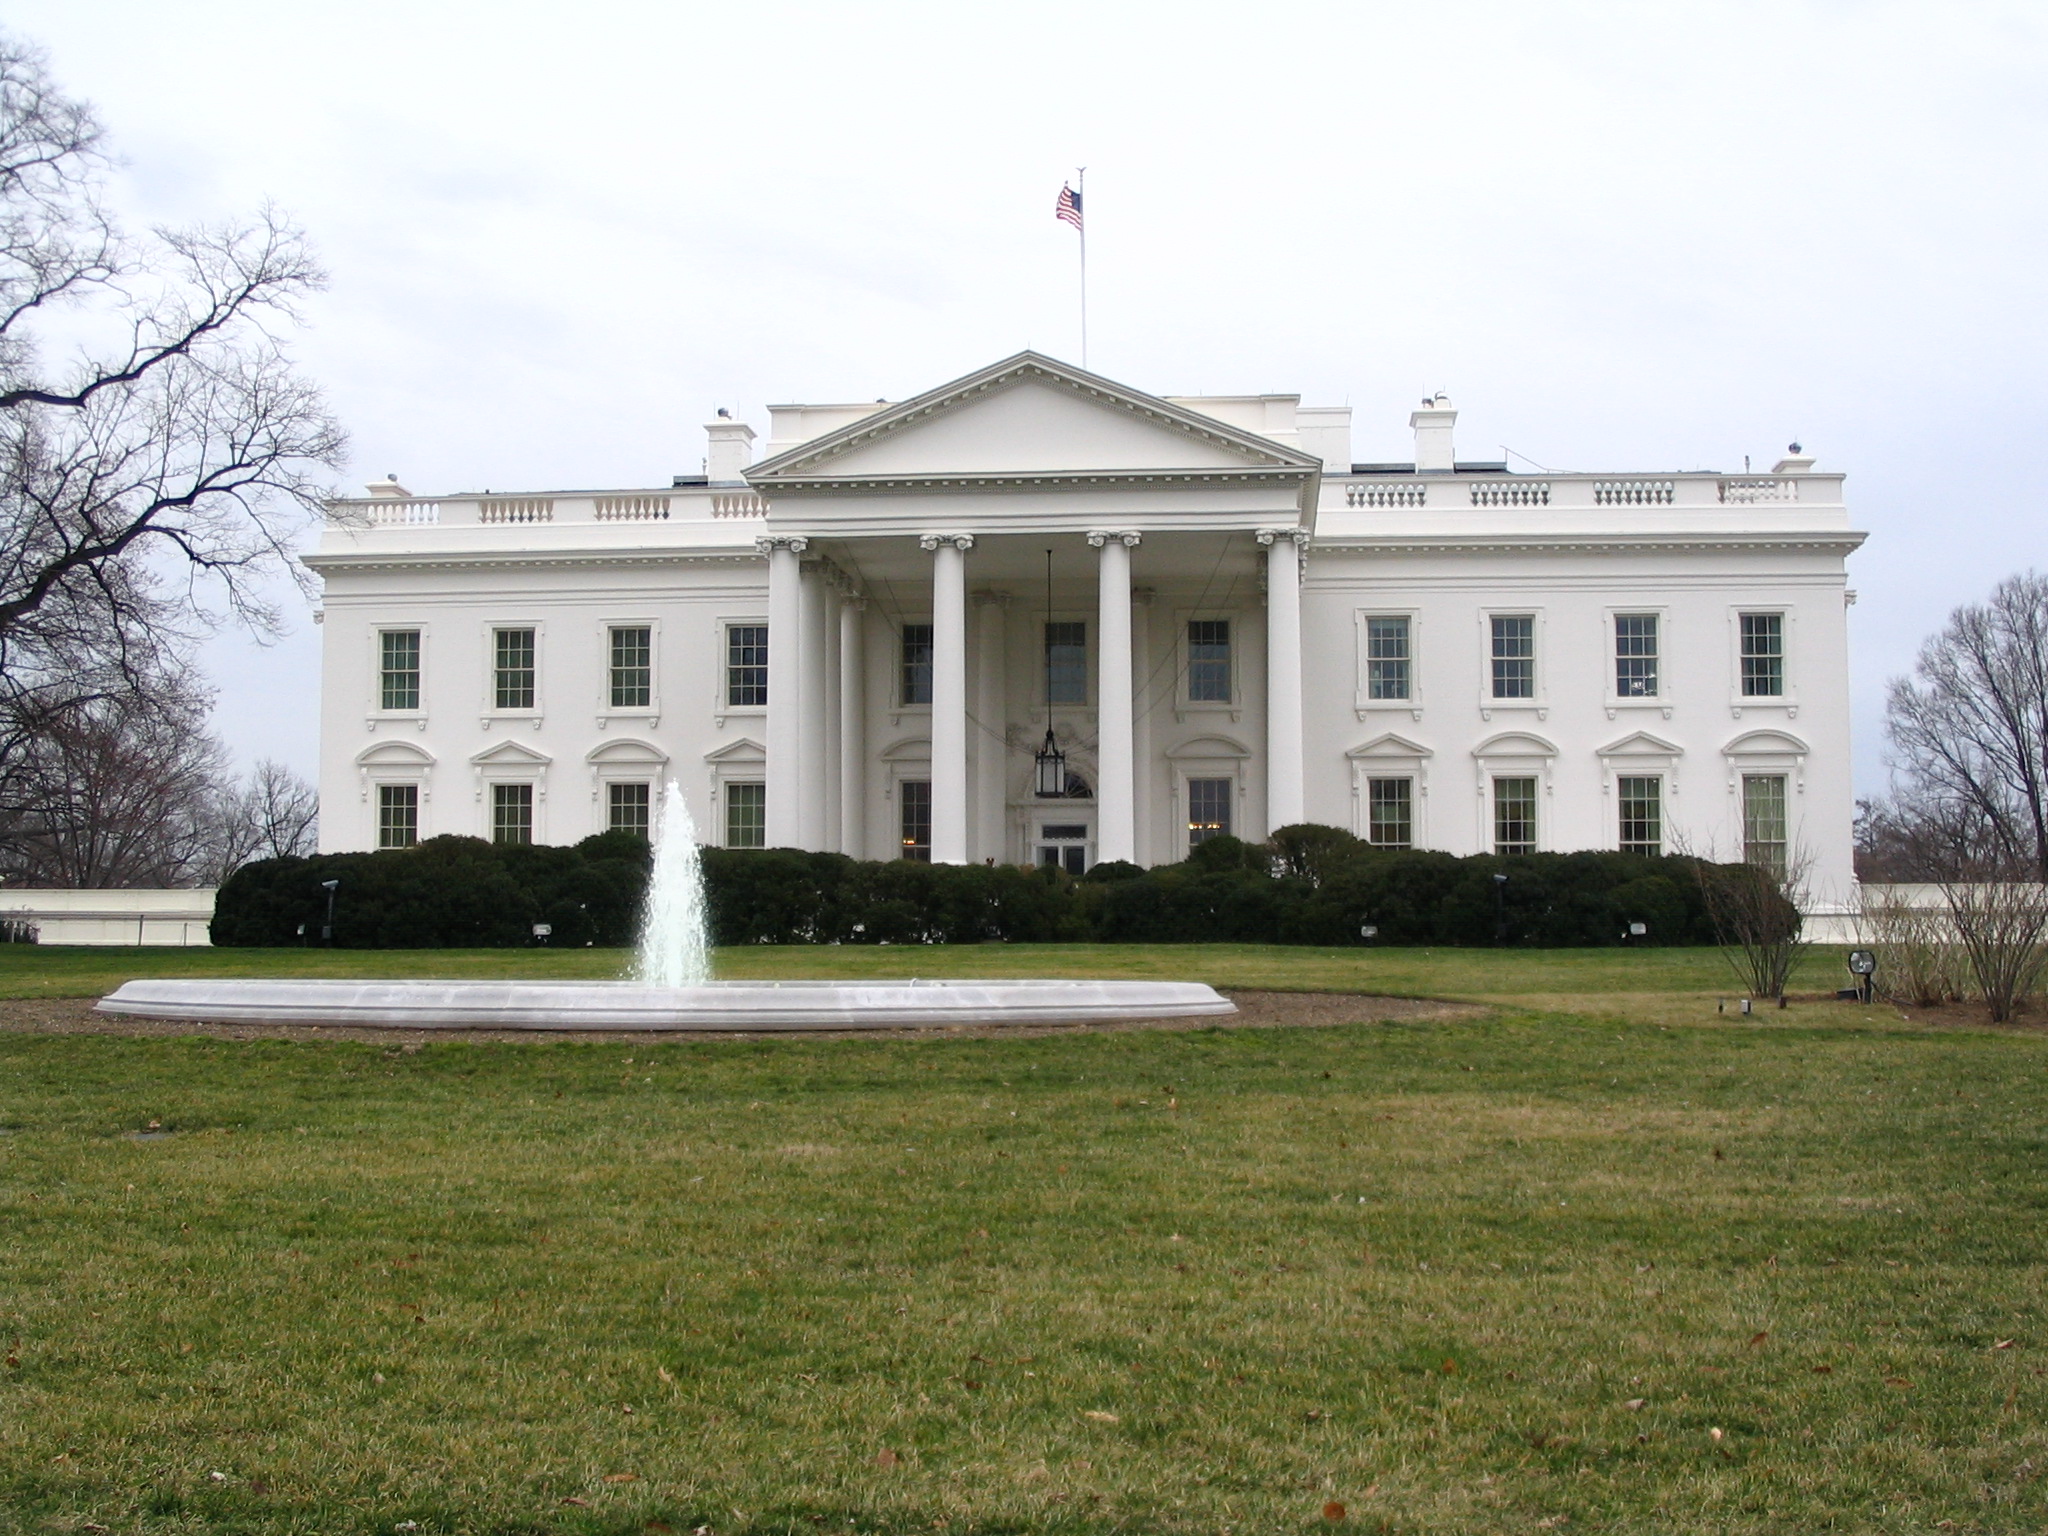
[366,474,411,498]
[1772,441,1815,475]
[706,414,756,484]
[1410,395,1456,473]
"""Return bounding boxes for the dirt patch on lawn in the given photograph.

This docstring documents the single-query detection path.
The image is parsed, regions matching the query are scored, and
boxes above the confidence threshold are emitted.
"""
[0,990,1477,1045]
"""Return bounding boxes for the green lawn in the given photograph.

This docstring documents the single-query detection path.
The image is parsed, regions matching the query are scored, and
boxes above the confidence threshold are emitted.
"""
[2,946,2042,1534]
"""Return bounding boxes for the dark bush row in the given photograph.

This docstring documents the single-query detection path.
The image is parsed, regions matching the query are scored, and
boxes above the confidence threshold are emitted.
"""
[211,823,1739,949]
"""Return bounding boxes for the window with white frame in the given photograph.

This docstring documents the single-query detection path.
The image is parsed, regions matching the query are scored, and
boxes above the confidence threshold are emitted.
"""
[609,626,653,709]
[379,629,421,711]
[1366,616,1411,701]
[725,782,765,848]
[377,784,418,848]
[1045,622,1087,704]
[1187,778,1232,850]
[493,627,535,711]
[1366,777,1412,848]
[1187,620,1231,702]
[1618,775,1662,855]
[1614,614,1659,698]
[900,623,934,706]
[1493,776,1537,855]
[725,624,767,708]
[899,780,932,860]
[1742,774,1788,873]
[1740,613,1784,697]
[1490,615,1535,699]
[607,781,650,838]
[491,783,533,845]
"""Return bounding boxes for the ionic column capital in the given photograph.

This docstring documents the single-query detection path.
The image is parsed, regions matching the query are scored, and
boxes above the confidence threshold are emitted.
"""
[756,534,810,555]
[919,533,976,553]
[1086,529,1142,549]
[1254,526,1310,548]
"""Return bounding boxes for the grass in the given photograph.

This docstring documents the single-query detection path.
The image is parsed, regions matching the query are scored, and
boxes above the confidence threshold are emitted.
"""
[2,946,2044,1533]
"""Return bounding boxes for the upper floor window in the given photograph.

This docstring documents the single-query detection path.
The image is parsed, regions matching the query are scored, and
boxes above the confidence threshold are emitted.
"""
[1618,775,1662,855]
[1490,615,1535,699]
[900,623,934,705]
[726,624,767,708]
[726,782,766,849]
[609,626,652,710]
[607,781,650,838]
[1046,621,1087,704]
[493,627,535,711]
[1187,620,1231,701]
[377,784,418,849]
[1493,776,1537,855]
[379,629,420,711]
[1615,614,1658,698]
[492,783,533,846]
[1740,613,1784,697]
[1366,777,1412,848]
[1366,616,1411,701]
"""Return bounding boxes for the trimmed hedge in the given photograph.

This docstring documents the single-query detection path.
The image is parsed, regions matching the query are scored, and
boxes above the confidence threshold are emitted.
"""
[211,824,1737,949]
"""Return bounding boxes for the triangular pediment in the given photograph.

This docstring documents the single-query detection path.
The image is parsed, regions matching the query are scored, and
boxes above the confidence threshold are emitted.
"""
[703,736,766,764]
[470,739,552,768]
[748,353,1319,485]
[1346,731,1433,760]
[1596,730,1683,758]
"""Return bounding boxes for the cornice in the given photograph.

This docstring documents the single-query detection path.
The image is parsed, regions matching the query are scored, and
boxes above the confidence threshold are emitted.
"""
[752,466,1312,498]
[1309,531,1869,557]
[301,548,764,575]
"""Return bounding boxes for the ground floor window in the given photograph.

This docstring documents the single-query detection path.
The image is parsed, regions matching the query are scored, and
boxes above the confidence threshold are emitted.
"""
[492,783,533,845]
[1187,778,1232,851]
[899,780,931,861]
[1037,822,1089,875]
[1492,776,1537,856]
[607,781,650,838]
[726,782,765,848]
[1742,773,1788,874]
[377,784,418,849]
[1366,777,1413,848]
[1618,775,1662,855]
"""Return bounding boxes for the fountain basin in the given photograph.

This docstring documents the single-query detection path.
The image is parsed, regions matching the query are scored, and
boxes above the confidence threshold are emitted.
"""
[94,978,1237,1031]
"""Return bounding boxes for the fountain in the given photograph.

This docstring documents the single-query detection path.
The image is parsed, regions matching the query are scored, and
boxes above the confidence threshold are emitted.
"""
[96,781,1235,1031]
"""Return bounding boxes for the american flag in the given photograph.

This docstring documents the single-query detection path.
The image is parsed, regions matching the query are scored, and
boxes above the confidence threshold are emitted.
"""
[1055,182,1083,231]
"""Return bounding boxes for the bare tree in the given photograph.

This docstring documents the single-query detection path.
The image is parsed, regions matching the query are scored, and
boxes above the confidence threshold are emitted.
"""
[1885,572,2048,883]
[0,32,344,781]
[202,757,316,881]
[1684,840,1811,1005]
[1943,876,2048,1024]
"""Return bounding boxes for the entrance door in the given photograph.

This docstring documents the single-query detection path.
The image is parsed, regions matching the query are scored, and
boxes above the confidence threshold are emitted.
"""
[1036,822,1090,875]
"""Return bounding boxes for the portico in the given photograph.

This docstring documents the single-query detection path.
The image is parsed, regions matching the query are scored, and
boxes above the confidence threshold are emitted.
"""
[746,353,1321,865]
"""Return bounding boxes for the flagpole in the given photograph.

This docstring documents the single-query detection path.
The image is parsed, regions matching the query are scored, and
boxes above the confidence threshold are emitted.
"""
[1077,165,1087,370]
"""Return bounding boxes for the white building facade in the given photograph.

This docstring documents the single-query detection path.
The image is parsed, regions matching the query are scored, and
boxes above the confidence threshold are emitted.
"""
[307,353,1865,897]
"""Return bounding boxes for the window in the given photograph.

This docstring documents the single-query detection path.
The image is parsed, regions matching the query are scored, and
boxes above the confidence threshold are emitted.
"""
[1493,776,1537,855]
[609,626,652,710]
[1743,774,1788,874]
[1187,778,1232,850]
[607,781,650,838]
[377,784,418,849]
[725,782,765,849]
[1615,614,1658,698]
[492,783,533,845]
[1188,620,1231,702]
[1618,775,1662,855]
[1366,777,1413,848]
[493,627,535,710]
[1366,616,1411,701]
[1046,622,1087,704]
[1740,613,1784,697]
[726,624,767,708]
[900,623,934,705]
[379,630,420,711]
[1490,615,1535,699]
[899,780,932,861]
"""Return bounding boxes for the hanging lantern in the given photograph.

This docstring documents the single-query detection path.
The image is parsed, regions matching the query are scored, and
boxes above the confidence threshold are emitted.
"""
[1034,726,1066,798]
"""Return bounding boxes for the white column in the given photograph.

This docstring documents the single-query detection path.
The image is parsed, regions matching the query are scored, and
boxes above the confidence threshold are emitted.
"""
[798,557,830,850]
[822,583,842,852]
[1090,530,1139,866]
[1132,588,1155,867]
[973,591,1009,863]
[760,535,807,848]
[1259,527,1307,834]
[838,596,866,859]
[923,533,973,864]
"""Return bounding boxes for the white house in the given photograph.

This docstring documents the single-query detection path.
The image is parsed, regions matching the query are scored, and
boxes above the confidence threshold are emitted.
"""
[307,352,1864,897]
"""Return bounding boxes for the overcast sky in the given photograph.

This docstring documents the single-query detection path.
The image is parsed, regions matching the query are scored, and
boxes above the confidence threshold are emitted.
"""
[12,0,2047,793]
